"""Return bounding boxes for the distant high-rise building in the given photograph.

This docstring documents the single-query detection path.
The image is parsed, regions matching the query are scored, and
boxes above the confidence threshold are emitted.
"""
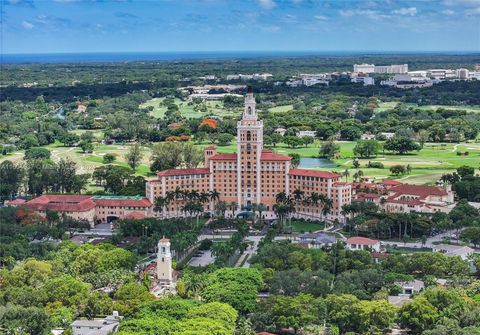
[353,63,408,74]
[374,64,408,74]
[353,63,375,73]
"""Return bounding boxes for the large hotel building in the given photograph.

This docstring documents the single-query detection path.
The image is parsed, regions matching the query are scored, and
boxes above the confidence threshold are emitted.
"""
[146,88,352,222]
[9,90,455,225]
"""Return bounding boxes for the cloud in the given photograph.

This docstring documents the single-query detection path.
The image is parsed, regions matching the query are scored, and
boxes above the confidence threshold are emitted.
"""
[258,0,276,10]
[466,6,480,15]
[21,20,34,29]
[284,14,297,22]
[392,7,417,16]
[444,0,480,5]
[339,9,355,17]
[441,9,455,15]
[5,0,35,7]
[339,9,389,20]
[314,15,328,21]
[261,25,280,32]
[115,12,137,18]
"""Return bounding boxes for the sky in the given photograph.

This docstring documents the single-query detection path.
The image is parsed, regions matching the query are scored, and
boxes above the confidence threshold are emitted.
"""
[1,0,480,54]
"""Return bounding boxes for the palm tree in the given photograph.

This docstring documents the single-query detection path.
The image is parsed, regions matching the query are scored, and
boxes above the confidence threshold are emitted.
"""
[199,191,210,204]
[228,201,237,217]
[214,200,228,218]
[256,203,267,222]
[342,169,350,183]
[292,188,304,203]
[353,170,364,182]
[275,191,288,204]
[319,195,333,222]
[209,190,220,212]
[153,196,168,217]
[189,190,200,201]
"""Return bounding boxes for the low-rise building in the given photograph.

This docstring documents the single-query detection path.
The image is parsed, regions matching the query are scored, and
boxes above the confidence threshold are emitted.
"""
[361,133,376,140]
[72,312,121,335]
[395,279,425,296]
[296,130,316,138]
[274,128,287,136]
[19,195,152,227]
[350,75,374,86]
[432,244,474,260]
[346,236,381,252]
[383,184,454,214]
[297,232,337,249]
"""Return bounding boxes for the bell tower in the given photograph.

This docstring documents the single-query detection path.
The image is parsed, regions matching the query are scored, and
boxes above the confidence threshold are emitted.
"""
[237,86,263,209]
[156,237,173,285]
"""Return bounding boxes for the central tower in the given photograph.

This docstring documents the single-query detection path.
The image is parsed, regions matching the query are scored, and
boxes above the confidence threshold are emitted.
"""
[237,86,263,209]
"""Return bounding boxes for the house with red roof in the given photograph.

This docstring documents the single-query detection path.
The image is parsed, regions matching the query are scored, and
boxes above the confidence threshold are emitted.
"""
[21,194,152,227]
[351,179,455,215]
[146,89,352,222]
[383,183,455,214]
[346,236,381,252]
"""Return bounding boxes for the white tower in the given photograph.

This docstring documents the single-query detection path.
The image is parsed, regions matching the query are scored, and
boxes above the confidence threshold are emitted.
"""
[156,237,173,285]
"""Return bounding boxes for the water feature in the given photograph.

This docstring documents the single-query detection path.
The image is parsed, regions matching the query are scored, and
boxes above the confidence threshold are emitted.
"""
[298,157,337,169]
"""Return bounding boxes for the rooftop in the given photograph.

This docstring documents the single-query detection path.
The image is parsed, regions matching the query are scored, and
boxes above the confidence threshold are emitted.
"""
[157,167,210,177]
[26,195,96,212]
[289,168,341,179]
[346,236,379,245]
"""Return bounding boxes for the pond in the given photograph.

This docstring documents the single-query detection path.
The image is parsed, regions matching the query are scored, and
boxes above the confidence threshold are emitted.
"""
[298,157,337,169]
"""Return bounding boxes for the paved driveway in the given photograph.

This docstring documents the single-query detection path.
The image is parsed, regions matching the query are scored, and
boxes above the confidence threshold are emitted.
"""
[188,250,215,267]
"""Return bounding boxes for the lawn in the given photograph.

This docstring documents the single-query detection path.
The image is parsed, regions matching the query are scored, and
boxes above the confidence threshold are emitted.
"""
[206,139,480,185]
[268,104,294,113]
[374,101,480,114]
[289,220,326,233]
[140,97,240,119]
[0,141,154,178]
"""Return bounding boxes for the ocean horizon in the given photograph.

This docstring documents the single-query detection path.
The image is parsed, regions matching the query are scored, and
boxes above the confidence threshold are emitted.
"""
[2,50,479,64]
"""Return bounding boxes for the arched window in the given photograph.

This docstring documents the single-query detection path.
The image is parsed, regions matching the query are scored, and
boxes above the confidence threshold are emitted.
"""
[246,131,251,141]
[247,106,252,115]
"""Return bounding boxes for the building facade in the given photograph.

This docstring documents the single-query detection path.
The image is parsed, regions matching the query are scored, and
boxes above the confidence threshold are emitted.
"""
[19,194,152,227]
[146,88,352,222]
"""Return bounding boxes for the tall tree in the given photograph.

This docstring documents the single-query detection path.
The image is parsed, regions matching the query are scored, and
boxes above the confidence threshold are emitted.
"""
[125,143,144,171]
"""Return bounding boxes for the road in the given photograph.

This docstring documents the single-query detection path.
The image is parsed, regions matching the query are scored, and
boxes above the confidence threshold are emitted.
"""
[380,229,463,249]
[241,235,263,268]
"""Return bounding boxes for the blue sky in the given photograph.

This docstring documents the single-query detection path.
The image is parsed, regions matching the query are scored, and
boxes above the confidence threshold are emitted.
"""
[1,0,480,54]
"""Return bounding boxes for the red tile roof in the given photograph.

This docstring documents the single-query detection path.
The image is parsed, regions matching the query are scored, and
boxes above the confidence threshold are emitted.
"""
[380,179,403,186]
[157,168,210,177]
[205,145,216,150]
[93,198,152,208]
[7,199,27,205]
[389,184,448,199]
[26,195,96,212]
[346,236,379,245]
[209,153,237,160]
[289,168,341,179]
[261,152,291,161]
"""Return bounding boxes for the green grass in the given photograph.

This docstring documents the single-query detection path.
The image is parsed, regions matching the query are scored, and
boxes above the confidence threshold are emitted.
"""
[0,141,154,179]
[140,97,240,119]
[289,220,326,233]
[374,101,480,114]
[268,104,294,113]
[203,139,480,185]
